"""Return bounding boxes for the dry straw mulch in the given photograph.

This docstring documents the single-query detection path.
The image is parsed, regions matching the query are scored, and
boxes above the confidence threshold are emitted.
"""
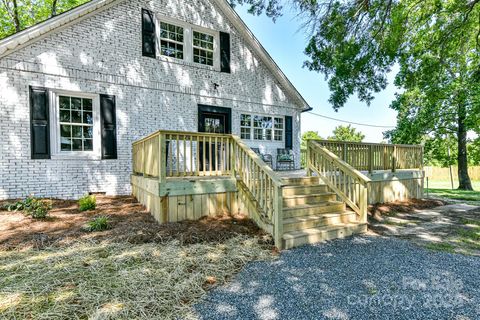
[0,196,275,319]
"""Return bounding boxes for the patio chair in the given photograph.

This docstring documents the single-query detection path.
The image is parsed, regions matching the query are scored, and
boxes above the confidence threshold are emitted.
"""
[276,148,295,171]
[251,148,273,168]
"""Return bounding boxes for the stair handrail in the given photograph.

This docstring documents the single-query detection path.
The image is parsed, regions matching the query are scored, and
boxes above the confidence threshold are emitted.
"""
[307,140,371,223]
[231,135,285,248]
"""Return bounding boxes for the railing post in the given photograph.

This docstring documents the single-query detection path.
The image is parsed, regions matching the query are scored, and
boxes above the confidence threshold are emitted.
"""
[142,140,146,177]
[158,133,166,183]
[360,183,369,223]
[392,145,397,172]
[274,185,283,250]
[368,145,373,174]
[343,142,347,161]
[306,142,312,176]
[230,137,237,179]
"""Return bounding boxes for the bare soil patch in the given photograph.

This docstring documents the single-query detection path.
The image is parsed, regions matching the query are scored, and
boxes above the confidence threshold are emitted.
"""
[0,195,271,251]
[368,198,446,220]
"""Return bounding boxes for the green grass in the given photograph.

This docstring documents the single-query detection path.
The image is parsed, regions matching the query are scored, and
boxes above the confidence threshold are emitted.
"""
[425,188,480,201]
[425,242,456,253]
[426,180,480,190]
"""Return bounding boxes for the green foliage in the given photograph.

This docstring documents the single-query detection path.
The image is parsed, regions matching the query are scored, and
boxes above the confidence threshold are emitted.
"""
[8,195,52,219]
[301,130,322,148]
[0,0,90,40]
[78,194,96,211]
[86,216,110,232]
[328,125,365,142]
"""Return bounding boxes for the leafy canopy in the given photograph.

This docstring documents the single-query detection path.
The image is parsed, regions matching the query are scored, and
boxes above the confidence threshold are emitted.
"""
[328,125,365,142]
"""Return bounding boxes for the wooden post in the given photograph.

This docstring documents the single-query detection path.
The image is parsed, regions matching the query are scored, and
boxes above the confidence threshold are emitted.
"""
[306,142,312,176]
[343,142,347,161]
[368,145,373,174]
[360,183,368,224]
[142,140,146,177]
[273,185,283,250]
[230,138,236,179]
[159,133,166,184]
[392,145,397,172]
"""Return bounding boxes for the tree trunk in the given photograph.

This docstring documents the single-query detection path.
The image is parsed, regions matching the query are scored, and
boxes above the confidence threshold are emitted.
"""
[12,0,20,32]
[51,0,58,17]
[457,104,473,190]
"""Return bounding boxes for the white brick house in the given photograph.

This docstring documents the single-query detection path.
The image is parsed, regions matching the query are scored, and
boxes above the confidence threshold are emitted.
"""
[0,0,310,200]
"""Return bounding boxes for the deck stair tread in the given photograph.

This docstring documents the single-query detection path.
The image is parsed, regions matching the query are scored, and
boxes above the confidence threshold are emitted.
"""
[283,192,336,199]
[282,200,344,211]
[283,211,356,224]
[282,222,366,240]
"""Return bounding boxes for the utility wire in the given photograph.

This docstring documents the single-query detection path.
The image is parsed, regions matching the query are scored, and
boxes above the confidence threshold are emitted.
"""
[306,111,396,129]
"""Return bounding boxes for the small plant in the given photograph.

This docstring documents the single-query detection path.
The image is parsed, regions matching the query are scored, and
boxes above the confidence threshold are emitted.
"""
[86,216,110,232]
[8,195,51,219]
[79,194,96,211]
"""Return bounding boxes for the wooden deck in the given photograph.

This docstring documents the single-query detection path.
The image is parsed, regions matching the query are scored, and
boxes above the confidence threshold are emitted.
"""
[131,131,424,249]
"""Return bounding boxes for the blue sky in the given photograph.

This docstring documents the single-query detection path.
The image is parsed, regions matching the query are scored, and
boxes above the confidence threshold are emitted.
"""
[234,5,399,142]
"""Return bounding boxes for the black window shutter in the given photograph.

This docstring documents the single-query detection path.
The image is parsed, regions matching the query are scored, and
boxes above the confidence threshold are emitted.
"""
[142,9,156,58]
[219,32,231,73]
[100,94,117,159]
[30,86,50,159]
[285,116,293,150]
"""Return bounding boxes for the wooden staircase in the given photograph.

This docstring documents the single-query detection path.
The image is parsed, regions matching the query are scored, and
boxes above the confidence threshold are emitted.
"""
[280,176,367,249]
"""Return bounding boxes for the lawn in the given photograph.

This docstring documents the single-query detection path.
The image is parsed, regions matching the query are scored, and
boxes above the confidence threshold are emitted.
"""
[0,196,274,319]
[425,180,480,204]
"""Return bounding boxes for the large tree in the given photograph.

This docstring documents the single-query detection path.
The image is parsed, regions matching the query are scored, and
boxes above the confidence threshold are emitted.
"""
[0,0,89,39]
[231,0,480,190]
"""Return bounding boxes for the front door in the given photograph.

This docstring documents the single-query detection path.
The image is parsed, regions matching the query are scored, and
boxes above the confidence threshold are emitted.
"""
[198,105,231,172]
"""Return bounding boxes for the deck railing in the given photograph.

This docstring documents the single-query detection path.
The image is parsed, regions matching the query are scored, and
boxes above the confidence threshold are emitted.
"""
[308,139,423,173]
[132,130,285,247]
[306,140,370,222]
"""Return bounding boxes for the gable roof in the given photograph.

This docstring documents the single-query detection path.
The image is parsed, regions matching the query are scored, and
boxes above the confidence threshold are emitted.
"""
[0,0,311,111]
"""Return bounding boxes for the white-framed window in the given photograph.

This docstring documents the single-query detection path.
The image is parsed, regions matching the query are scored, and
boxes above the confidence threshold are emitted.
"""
[159,21,184,59]
[193,30,214,66]
[49,90,101,159]
[240,114,251,139]
[240,114,284,142]
[156,15,219,69]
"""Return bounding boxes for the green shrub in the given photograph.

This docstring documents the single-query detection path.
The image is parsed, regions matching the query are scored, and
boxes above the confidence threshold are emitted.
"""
[8,195,51,219]
[86,216,110,232]
[78,194,96,211]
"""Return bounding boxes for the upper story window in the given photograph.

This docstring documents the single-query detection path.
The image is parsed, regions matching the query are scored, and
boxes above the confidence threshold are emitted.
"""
[193,31,214,66]
[155,16,220,69]
[160,22,184,59]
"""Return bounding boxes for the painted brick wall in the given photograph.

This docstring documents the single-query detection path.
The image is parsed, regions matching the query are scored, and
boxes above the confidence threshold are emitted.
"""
[0,0,303,200]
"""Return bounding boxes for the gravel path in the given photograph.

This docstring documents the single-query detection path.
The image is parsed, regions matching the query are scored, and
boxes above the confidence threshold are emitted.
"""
[194,236,480,320]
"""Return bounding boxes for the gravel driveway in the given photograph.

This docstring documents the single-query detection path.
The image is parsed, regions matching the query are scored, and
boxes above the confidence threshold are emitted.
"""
[194,236,480,320]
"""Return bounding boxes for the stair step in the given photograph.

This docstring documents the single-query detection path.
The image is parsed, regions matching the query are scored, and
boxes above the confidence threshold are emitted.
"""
[282,184,329,196]
[281,176,321,186]
[282,223,367,249]
[283,201,346,218]
[283,192,336,207]
[283,211,358,232]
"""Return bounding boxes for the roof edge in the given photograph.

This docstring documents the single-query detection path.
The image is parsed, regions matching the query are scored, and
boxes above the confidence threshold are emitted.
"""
[0,0,121,57]
[214,1,310,111]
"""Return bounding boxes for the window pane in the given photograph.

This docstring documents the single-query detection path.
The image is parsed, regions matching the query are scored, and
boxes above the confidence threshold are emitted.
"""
[72,139,82,151]
[83,112,93,125]
[60,125,71,138]
[254,128,263,140]
[84,139,93,151]
[71,97,81,110]
[72,110,82,123]
[72,126,82,138]
[241,127,251,139]
[274,118,283,129]
[61,138,72,151]
[83,99,92,111]
[274,130,283,141]
[60,110,70,122]
[83,127,93,139]
[240,114,251,127]
[59,96,70,109]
